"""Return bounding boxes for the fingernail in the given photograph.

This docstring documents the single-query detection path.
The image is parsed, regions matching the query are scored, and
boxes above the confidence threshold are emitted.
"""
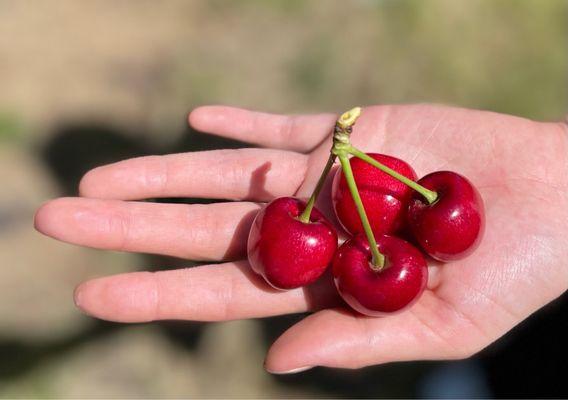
[73,285,83,308]
[267,366,313,375]
[73,284,92,316]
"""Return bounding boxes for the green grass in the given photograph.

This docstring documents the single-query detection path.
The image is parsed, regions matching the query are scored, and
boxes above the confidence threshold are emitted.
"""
[0,112,24,143]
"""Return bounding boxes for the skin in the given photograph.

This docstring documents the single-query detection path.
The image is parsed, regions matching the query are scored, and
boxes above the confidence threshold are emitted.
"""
[34,104,568,373]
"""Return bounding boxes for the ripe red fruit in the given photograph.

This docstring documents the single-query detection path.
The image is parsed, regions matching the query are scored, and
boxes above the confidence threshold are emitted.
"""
[332,235,428,316]
[407,171,485,262]
[247,197,338,290]
[332,153,417,237]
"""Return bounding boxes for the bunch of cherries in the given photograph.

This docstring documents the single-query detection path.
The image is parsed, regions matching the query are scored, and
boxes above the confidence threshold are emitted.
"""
[247,108,485,316]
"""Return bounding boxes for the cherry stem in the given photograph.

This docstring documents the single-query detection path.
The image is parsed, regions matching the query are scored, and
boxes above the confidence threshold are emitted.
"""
[348,146,438,205]
[301,106,387,269]
[298,153,336,223]
[298,106,365,223]
[337,153,385,270]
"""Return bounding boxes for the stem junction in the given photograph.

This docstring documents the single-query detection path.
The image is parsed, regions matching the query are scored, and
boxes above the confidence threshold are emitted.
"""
[298,107,363,224]
[331,107,385,269]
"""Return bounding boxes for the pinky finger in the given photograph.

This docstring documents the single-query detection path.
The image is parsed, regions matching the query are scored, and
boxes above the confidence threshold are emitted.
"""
[74,261,340,323]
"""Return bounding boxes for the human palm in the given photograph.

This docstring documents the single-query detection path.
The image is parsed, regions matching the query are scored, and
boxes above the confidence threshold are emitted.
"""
[35,104,568,373]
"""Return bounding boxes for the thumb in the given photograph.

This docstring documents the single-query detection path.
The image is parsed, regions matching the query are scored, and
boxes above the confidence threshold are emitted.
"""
[264,293,484,373]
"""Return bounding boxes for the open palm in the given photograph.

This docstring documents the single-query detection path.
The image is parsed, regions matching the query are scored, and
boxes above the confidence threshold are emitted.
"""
[35,104,568,373]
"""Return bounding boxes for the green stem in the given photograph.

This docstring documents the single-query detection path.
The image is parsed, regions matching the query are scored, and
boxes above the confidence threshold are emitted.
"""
[337,153,385,270]
[348,146,438,205]
[298,153,336,223]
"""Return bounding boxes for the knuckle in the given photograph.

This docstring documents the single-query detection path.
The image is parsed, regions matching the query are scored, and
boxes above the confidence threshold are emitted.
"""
[144,156,169,195]
[279,117,296,146]
[105,210,132,251]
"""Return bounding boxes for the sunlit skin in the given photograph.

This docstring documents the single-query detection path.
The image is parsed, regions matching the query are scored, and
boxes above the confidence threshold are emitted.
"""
[34,104,568,373]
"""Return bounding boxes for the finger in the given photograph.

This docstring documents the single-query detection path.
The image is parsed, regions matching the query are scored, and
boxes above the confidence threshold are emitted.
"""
[34,197,260,261]
[264,292,487,373]
[73,262,340,323]
[79,148,307,201]
[189,106,337,152]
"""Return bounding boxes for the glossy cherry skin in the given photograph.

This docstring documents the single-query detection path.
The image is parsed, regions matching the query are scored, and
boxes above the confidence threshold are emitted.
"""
[332,153,417,237]
[407,171,485,262]
[247,197,338,290]
[332,235,428,316]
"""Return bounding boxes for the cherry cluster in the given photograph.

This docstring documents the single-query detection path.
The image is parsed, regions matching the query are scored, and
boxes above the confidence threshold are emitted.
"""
[247,108,484,316]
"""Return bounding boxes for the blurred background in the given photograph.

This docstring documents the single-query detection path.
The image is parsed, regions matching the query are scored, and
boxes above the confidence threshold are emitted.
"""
[1,0,567,397]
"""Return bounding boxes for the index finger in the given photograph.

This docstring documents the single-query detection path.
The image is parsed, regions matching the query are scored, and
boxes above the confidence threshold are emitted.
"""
[189,106,337,153]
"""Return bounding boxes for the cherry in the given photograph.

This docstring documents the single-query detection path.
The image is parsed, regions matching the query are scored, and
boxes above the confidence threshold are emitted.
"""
[407,171,485,262]
[332,235,428,316]
[247,197,338,290]
[332,153,417,236]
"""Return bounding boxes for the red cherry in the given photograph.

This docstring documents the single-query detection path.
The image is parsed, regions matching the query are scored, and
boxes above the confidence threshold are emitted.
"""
[407,171,485,262]
[247,197,338,290]
[332,235,428,316]
[332,153,417,237]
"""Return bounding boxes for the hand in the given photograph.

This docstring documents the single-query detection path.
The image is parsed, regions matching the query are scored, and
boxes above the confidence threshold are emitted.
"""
[35,104,568,373]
